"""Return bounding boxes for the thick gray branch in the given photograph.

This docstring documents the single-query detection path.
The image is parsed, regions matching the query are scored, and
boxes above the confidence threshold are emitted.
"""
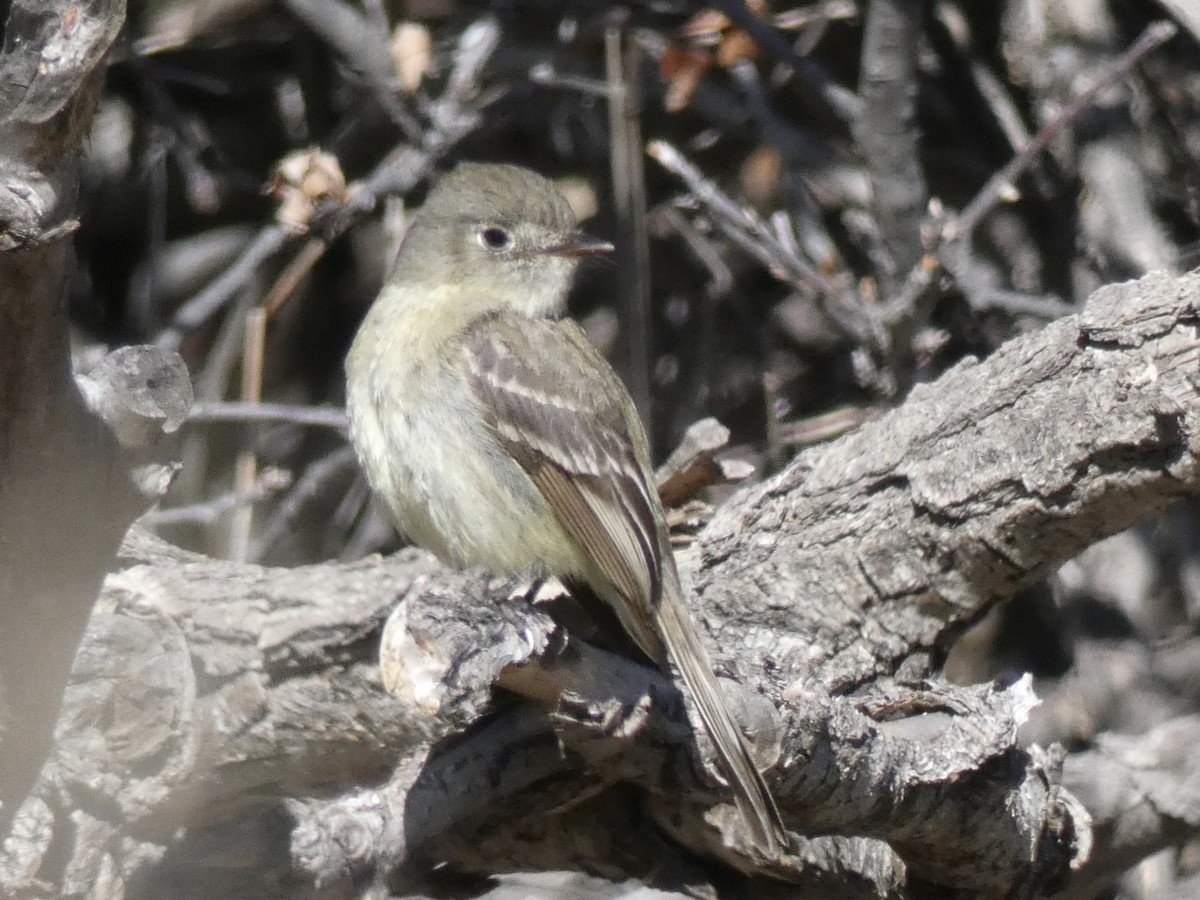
[5,270,1200,897]
[1058,716,1200,899]
[0,0,191,836]
[696,270,1200,694]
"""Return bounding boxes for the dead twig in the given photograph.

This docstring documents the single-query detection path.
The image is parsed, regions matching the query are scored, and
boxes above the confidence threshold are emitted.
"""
[606,24,654,431]
[228,306,268,561]
[648,140,834,296]
[951,20,1179,243]
[145,466,292,528]
[187,400,349,432]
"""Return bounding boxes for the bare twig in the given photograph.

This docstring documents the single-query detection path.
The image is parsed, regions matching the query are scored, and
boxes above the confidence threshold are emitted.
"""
[654,417,747,507]
[650,141,884,356]
[943,247,1077,319]
[777,404,880,448]
[278,0,423,143]
[251,445,360,562]
[774,1,859,32]
[528,64,609,98]
[931,4,1031,156]
[262,236,329,318]
[648,140,833,295]
[1153,0,1200,44]
[187,400,349,432]
[145,467,292,527]
[156,225,289,350]
[423,17,503,156]
[951,20,1178,242]
[606,25,653,432]
[656,206,734,299]
[156,17,503,354]
[229,307,268,561]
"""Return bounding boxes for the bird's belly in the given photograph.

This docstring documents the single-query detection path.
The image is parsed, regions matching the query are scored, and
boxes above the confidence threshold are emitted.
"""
[349,370,584,577]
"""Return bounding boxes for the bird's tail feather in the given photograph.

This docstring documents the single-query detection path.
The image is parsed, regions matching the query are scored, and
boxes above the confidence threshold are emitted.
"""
[656,582,788,856]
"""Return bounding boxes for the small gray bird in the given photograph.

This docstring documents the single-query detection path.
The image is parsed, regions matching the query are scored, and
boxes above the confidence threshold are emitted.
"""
[345,162,787,854]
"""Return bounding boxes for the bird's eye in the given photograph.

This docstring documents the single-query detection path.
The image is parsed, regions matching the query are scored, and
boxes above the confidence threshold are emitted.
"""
[479,227,512,251]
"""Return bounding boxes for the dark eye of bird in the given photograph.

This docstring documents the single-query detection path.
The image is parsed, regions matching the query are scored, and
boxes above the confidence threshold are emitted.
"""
[479,227,512,251]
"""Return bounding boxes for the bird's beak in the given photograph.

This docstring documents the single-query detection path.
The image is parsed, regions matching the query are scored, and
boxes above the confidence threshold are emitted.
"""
[541,232,615,258]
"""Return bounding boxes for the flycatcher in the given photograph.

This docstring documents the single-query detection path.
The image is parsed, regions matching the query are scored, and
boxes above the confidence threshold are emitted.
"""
[345,162,787,854]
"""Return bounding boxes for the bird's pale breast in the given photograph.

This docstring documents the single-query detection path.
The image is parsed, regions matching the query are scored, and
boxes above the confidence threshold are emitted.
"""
[346,308,587,578]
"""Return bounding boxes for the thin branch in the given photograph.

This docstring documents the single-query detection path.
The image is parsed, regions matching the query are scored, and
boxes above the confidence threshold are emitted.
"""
[228,307,268,561]
[187,400,349,432]
[648,140,833,295]
[951,20,1178,242]
[251,445,360,562]
[156,224,289,350]
[145,467,292,527]
[277,0,423,143]
[155,17,503,352]
[606,25,654,432]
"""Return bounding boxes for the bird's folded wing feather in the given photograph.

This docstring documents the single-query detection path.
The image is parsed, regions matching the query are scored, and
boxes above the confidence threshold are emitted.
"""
[458,313,666,649]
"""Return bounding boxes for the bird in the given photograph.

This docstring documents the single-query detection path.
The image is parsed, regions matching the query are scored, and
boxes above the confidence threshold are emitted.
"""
[344,161,787,854]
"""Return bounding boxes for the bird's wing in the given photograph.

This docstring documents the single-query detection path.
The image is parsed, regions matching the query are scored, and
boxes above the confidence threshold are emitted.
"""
[458,312,667,660]
[460,312,789,853]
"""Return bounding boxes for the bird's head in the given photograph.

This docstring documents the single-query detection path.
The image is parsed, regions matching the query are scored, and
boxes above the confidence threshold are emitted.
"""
[391,163,612,318]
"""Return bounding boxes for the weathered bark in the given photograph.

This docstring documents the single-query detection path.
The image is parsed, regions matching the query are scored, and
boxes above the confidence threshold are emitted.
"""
[694,270,1200,695]
[1057,716,1200,899]
[0,0,191,833]
[6,270,1200,897]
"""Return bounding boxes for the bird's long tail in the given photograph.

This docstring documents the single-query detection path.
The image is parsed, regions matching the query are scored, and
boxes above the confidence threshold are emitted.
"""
[656,579,788,856]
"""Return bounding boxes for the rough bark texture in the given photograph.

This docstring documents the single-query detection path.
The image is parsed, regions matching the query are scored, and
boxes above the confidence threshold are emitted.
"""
[4,271,1200,898]
[695,271,1200,695]
[0,0,190,835]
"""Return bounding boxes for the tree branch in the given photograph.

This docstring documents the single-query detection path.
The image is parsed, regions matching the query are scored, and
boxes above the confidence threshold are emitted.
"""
[0,0,190,833]
[4,269,1200,896]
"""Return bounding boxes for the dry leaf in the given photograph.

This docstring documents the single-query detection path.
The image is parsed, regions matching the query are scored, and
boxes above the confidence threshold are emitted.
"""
[739,144,784,210]
[268,148,348,233]
[661,45,711,113]
[391,21,432,93]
